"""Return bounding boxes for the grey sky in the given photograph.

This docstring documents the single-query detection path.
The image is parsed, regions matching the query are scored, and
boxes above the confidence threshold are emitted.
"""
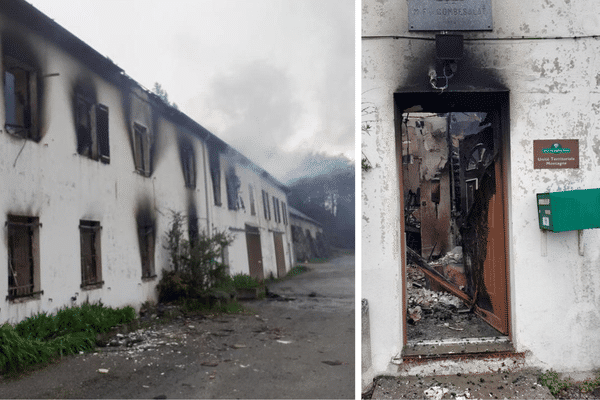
[26,0,355,182]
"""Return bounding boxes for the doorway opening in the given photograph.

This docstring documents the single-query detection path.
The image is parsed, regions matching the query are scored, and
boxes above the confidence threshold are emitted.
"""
[396,92,511,356]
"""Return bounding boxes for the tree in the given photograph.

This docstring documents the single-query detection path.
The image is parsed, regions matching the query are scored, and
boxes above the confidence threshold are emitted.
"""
[288,160,355,249]
[152,82,179,110]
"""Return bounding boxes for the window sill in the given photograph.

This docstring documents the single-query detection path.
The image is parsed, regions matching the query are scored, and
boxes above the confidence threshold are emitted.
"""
[142,274,157,282]
[81,281,104,290]
[6,290,43,302]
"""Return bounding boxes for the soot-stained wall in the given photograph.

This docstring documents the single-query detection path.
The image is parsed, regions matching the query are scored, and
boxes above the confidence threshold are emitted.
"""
[0,2,293,325]
[363,0,600,384]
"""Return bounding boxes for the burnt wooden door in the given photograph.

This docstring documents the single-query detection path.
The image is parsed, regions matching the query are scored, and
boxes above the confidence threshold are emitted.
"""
[461,120,508,335]
[475,158,508,334]
[273,232,286,278]
[245,227,264,280]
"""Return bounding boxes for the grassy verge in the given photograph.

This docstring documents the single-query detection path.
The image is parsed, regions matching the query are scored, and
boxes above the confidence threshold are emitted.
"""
[0,303,135,374]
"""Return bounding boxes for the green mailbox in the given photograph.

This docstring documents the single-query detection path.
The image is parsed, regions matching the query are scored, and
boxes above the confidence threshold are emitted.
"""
[537,188,600,232]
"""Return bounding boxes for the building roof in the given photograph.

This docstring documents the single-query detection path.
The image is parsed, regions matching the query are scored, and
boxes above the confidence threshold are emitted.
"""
[3,0,288,193]
[288,206,322,227]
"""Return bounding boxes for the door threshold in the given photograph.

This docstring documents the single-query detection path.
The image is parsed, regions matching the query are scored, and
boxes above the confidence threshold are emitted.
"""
[403,336,513,358]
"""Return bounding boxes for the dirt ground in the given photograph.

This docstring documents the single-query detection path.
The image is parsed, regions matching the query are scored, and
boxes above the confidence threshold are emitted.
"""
[0,253,355,399]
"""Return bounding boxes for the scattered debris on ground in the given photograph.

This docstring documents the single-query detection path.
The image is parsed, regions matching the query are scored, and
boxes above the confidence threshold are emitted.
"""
[367,369,554,399]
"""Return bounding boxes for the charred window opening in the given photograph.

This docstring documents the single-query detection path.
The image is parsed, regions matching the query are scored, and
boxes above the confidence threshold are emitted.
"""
[225,166,241,211]
[272,196,281,223]
[133,122,152,176]
[3,56,39,140]
[188,216,199,244]
[282,202,288,225]
[80,220,102,288]
[209,149,222,206]
[139,225,155,279]
[262,190,271,220]
[181,146,196,189]
[249,184,256,216]
[7,216,41,300]
[75,92,110,163]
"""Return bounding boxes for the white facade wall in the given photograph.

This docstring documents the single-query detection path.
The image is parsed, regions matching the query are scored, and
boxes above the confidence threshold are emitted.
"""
[362,0,600,382]
[0,8,291,324]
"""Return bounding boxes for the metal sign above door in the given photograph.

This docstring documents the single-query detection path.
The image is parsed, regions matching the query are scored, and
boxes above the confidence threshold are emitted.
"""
[408,0,493,31]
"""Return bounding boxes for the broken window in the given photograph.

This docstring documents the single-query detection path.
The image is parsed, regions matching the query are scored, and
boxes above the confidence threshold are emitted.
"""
[282,202,288,225]
[7,216,41,300]
[262,190,271,220]
[3,56,39,140]
[80,220,102,288]
[249,184,256,216]
[209,149,222,206]
[133,122,151,176]
[139,225,155,278]
[76,93,110,163]
[225,166,241,210]
[181,146,196,189]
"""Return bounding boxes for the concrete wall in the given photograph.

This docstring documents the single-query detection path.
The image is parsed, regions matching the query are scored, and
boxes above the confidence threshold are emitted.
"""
[0,9,291,324]
[362,0,600,383]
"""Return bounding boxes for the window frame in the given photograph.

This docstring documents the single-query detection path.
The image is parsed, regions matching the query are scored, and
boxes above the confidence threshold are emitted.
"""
[139,225,156,279]
[133,122,151,176]
[3,55,39,141]
[249,184,256,216]
[282,202,288,225]
[6,216,41,301]
[79,220,103,289]
[182,146,196,189]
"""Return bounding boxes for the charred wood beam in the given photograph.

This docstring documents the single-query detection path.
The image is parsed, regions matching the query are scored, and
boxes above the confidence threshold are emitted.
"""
[406,246,472,305]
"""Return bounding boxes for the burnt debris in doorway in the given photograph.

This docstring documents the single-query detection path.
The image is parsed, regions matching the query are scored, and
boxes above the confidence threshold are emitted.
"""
[402,109,508,343]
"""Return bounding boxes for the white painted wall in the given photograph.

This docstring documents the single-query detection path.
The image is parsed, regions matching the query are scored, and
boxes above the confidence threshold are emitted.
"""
[0,12,292,324]
[362,0,600,383]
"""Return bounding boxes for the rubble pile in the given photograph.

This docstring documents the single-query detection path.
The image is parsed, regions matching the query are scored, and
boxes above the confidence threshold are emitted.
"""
[407,264,468,327]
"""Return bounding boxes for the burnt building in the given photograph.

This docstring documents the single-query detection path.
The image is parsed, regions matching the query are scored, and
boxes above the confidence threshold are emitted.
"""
[0,0,293,323]
[362,0,600,388]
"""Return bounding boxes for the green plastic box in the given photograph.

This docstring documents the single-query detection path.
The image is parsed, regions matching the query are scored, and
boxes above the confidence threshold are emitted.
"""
[537,188,600,232]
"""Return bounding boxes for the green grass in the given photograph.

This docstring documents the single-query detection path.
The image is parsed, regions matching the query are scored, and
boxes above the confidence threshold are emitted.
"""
[232,273,260,289]
[0,303,135,374]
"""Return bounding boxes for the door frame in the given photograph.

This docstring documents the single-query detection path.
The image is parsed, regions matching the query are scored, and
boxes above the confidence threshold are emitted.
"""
[394,90,512,350]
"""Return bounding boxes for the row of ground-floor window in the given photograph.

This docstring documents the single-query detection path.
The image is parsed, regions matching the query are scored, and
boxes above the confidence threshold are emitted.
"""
[6,215,156,302]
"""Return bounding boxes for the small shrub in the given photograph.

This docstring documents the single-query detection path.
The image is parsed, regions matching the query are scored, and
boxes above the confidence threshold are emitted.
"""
[538,369,572,396]
[158,211,236,311]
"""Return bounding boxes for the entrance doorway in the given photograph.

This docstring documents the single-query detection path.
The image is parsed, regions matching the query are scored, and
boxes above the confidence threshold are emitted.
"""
[245,224,264,280]
[396,92,511,356]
